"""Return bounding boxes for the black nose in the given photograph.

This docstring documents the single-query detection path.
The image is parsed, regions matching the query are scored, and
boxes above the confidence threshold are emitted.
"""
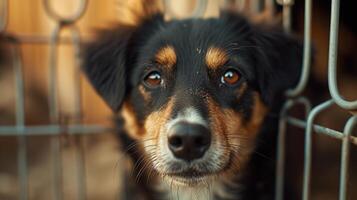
[168,122,211,161]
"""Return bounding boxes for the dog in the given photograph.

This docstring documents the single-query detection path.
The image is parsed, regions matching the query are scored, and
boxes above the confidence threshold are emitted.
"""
[82,1,302,199]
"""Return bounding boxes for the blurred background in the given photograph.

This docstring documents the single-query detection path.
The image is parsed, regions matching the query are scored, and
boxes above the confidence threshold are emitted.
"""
[0,0,356,199]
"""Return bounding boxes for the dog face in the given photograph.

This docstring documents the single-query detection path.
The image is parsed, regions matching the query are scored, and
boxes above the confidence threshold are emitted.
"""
[83,9,302,187]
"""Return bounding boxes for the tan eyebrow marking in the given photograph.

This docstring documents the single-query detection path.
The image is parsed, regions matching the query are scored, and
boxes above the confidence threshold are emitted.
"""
[155,45,177,68]
[205,47,228,70]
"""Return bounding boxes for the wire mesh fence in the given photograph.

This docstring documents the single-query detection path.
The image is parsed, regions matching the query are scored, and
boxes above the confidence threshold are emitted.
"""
[0,0,356,200]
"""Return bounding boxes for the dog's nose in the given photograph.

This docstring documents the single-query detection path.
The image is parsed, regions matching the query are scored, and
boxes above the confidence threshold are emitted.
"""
[168,122,211,161]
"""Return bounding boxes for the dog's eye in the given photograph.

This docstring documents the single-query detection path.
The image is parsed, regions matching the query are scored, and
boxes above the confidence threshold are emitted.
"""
[221,69,240,86]
[144,71,162,88]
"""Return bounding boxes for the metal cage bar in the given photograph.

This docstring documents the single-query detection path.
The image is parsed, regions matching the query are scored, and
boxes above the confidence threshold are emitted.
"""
[43,0,88,199]
[285,0,312,98]
[328,0,357,111]
[164,0,208,18]
[13,38,27,200]
[275,97,311,200]
[277,0,294,32]
[0,0,8,32]
[339,116,356,200]
[302,99,334,200]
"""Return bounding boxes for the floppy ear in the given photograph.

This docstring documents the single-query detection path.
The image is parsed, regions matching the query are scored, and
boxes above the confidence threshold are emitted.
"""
[253,27,304,105]
[82,0,163,112]
[82,26,135,111]
[82,20,163,111]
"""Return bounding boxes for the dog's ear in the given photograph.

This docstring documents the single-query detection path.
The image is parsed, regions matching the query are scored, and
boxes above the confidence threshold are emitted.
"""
[253,27,304,105]
[82,1,163,112]
[82,26,135,111]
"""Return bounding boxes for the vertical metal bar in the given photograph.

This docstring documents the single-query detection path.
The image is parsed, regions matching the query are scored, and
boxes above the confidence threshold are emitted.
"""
[277,0,294,33]
[163,0,208,18]
[192,0,208,18]
[302,99,334,200]
[275,97,311,200]
[223,0,247,12]
[48,24,63,200]
[71,27,87,200]
[12,40,28,200]
[282,4,291,32]
[0,0,8,32]
[327,0,357,111]
[236,0,247,12]
[339,116,356,200]
[75,136,86,200]
[265,0,275,14]
[250,0,260,13]
[275,100,292,200]
[44,1,89,199]
[71,28,82,120]
[285,0,312,97]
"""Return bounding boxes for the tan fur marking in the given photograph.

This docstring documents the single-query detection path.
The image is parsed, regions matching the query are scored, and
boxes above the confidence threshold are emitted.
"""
[138,85,151,101]
[235,82,248,99]
[245,93,268,136]
[205,47,228,70]
[155,46,177,68]
[121,97,175,140]
[121,102,145,139]
[144,98,175,140]
[206,93,268,178]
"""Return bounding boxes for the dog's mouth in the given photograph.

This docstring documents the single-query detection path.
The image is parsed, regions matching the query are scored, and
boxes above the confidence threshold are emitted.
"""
[162,154,234,186]
[166,170,212,186]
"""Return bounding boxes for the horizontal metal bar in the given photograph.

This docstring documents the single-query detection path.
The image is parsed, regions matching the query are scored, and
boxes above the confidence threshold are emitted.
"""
[3,33,92,44]
[0,125,113,136]
[287,117,357,145]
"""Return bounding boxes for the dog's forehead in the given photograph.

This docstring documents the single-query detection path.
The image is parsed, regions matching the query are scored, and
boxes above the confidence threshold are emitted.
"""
[139,19,246,68]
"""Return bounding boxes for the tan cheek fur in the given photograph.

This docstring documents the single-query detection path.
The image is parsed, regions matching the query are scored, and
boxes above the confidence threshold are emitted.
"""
[121,102,145,140]
[121,98,175,140]
[144,98,175,141]
[207,92,268,175]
